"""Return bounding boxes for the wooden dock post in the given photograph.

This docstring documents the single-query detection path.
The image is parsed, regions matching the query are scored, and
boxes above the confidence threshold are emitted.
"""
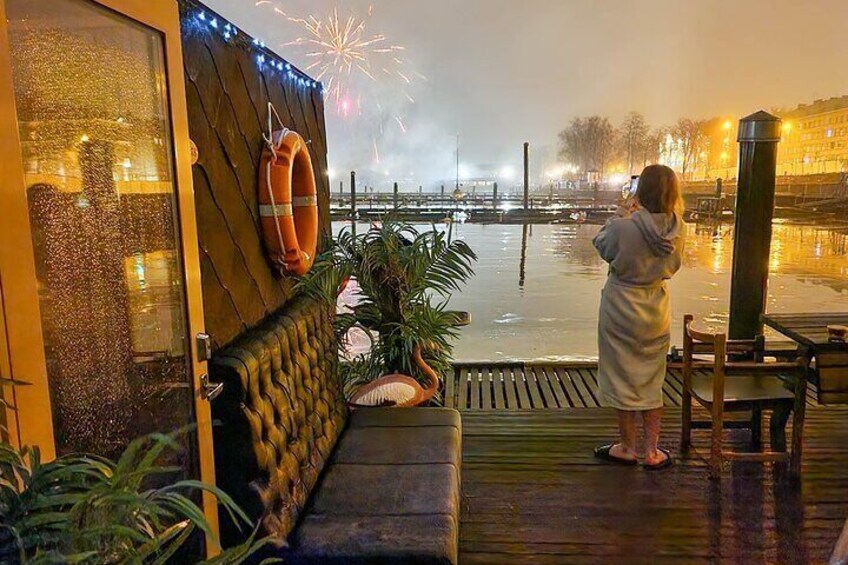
[393,182,399,209]
[728,111,782,340]
[350,171,357,219]
[523,142,530,210]
[714,178,724,219]
[493,182,499,209]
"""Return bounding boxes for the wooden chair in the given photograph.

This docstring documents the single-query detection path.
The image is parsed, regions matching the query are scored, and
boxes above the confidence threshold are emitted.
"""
[680,314,809,478]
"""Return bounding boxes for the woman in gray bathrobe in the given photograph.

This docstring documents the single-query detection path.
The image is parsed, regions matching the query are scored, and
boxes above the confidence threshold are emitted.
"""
[592,164,684,470]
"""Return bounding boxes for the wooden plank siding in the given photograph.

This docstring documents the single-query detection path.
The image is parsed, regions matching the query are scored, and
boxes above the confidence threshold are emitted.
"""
[459,407,848,564]
[451,361,821,410]
[179,1,330,351]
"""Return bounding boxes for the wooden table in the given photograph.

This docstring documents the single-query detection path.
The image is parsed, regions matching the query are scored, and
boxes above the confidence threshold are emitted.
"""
[762,313,848,405]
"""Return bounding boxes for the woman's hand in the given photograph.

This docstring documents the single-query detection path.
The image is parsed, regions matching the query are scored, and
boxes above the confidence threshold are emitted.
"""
[616,197,640,218]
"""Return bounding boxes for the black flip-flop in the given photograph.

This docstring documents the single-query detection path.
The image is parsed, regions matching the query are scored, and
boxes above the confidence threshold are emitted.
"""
[593,444,638,466]
[644,448,674,471]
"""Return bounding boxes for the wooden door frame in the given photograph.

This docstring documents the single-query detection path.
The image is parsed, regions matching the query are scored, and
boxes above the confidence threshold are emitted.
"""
[0,0,56,459]
[0,0,219,547]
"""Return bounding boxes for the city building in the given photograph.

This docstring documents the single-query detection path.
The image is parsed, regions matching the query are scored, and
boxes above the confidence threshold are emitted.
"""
[777,95,848,176]
[664,96,848,181]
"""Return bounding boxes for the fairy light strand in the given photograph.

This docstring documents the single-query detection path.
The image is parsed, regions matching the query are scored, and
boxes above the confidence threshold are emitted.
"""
[194,8,323,93]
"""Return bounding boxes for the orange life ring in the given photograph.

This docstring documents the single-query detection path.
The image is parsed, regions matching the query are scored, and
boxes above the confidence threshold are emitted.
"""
[258,129,319,276]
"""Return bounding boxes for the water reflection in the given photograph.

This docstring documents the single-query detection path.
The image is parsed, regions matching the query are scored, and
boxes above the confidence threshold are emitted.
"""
[334,221,847,361]
[519,224,530,290]
[9,0,194,460]
[685,222,848,294]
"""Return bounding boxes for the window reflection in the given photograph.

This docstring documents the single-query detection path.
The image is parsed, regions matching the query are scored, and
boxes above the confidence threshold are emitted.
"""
[8,0,192,460]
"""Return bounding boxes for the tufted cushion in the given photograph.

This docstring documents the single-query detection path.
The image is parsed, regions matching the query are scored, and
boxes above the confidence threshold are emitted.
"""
[210,297,347,545]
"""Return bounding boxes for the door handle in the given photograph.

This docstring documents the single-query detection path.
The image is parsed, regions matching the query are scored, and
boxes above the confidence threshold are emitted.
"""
[200,373,223,401]
[196,333,212,362]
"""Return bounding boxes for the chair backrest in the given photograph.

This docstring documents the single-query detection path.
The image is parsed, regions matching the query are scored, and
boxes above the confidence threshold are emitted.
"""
[683,314,765,364]
[210,296,347,546]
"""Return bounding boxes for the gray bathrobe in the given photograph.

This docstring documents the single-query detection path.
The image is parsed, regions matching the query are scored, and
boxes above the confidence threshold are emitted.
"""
[592,207,684,410]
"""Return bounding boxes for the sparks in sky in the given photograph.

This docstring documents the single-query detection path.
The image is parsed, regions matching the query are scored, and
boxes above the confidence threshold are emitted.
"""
[255,1,422,123]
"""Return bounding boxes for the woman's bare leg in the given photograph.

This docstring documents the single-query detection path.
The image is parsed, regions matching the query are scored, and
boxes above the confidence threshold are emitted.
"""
[609,409,638,461]
[643,407,668,465]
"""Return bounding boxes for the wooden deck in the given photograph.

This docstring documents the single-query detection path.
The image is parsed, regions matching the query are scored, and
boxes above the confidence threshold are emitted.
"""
[459,406,848,564]
[448,361,821,411]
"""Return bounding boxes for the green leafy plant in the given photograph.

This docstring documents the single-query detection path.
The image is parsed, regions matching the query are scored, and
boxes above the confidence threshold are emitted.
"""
[298,219,477,394]
[0,430,277,564]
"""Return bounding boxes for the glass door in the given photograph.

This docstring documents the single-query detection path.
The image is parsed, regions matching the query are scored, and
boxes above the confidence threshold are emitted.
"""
[0,0,219,545]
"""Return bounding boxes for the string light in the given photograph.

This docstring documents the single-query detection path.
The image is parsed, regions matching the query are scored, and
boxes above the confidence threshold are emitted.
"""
[193,8,322,93]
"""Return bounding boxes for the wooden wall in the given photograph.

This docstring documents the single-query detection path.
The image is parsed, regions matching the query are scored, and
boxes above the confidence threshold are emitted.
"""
[179,1,331,350]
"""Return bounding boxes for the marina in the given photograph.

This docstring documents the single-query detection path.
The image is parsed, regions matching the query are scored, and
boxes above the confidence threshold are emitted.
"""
[330,174,848,225]
[1,0,847,563]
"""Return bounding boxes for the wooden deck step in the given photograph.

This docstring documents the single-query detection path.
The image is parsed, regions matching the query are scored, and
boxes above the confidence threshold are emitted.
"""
[451,361,820,411]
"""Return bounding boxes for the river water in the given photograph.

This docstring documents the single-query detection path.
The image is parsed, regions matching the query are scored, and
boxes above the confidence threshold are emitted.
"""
[334,221,848,362]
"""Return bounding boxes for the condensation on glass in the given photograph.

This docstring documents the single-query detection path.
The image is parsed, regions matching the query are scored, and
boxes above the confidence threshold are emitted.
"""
[6,0,196,461]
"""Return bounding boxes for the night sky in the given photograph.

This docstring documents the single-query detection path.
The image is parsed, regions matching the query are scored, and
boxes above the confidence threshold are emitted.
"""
[206,0,848,185]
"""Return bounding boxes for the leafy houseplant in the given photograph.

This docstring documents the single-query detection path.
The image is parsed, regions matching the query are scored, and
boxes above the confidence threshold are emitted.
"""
[298,219,477,396]
[0,430,276,564]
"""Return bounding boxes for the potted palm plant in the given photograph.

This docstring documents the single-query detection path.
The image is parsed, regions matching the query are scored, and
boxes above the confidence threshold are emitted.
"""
[298,219,476,405]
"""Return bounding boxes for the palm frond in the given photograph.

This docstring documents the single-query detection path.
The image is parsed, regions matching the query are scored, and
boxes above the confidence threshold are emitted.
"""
[298,218,477,395]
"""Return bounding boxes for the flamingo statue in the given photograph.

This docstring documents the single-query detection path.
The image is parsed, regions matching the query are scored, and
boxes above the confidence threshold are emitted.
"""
[349,344,440,408]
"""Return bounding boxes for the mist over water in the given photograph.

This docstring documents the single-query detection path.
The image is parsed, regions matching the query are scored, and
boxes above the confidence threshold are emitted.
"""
[334,221,848,361]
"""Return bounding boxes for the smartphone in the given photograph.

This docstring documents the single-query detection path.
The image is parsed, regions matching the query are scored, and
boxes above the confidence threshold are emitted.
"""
[629,175,639,194]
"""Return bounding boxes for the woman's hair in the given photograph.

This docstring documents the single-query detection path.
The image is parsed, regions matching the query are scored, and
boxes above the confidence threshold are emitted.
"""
[635,164,683,215]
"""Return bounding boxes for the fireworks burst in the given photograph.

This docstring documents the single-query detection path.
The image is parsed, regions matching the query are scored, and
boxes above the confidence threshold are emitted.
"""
[256,1,422,120]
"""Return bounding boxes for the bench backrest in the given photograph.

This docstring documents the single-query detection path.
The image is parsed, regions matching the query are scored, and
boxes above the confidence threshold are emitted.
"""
[210,297,347,545]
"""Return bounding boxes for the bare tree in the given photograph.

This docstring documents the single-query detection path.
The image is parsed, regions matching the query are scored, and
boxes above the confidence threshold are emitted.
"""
[558,116,616,175]
[643,126,668,167]
[618,112,650,175]
[673,119,710,179]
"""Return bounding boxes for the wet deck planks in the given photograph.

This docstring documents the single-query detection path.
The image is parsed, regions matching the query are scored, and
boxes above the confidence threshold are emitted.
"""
[448,362,821,410]
[459,406,848,564]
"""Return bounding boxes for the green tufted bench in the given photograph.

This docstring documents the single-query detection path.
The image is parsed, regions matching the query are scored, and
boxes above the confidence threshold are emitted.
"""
[210,296,462,564]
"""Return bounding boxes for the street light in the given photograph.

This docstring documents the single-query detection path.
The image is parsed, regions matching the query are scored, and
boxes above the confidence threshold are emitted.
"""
[500,165,515,181]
